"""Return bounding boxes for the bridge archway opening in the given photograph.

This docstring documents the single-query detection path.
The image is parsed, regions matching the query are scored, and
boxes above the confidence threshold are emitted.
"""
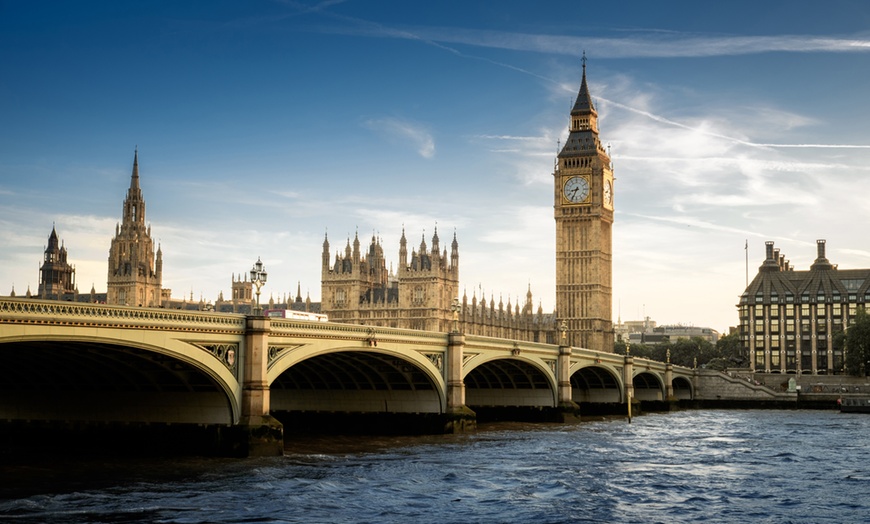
[571,366,622,404]
[464,358,555,421]
[672,376,693,399]
[0,341,234,425]
[270,350,443,433]
[633,372,664,401]
[0,339,237,454]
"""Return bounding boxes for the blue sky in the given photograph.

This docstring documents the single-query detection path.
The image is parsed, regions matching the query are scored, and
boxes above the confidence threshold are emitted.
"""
[2,1,870,333]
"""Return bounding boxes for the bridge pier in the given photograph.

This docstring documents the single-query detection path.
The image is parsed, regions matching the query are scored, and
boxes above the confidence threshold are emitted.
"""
[556,344,580,420]
[444,332,476,432]
[234,316,283,457]
[665,363,675,400]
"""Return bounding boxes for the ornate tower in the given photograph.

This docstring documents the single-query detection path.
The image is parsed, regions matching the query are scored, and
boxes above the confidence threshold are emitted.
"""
[106,149,163,307]
[38,225,76,298]
[554,58,614,350]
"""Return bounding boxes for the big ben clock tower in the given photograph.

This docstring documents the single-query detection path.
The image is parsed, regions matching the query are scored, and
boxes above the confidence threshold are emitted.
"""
[554,57,614,351]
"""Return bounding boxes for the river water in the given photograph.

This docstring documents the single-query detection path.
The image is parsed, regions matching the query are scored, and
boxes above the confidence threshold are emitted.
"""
[2,409,869,523]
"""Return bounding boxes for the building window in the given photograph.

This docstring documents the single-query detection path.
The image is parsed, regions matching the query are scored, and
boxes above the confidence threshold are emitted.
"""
[842,279,864,291]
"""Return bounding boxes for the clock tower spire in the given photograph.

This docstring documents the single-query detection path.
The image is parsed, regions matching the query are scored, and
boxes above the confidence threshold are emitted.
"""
[554,56,614,351]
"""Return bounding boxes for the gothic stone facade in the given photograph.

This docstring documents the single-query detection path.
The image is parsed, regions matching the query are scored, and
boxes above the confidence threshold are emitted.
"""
[38,226,76,299]
[320,229,556,343]
[106,150,165,307]
[553,59,614,352]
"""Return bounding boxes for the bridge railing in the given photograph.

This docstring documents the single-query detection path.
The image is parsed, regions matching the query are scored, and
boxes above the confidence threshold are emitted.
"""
[0,298,247,333]
[268,319,449,346]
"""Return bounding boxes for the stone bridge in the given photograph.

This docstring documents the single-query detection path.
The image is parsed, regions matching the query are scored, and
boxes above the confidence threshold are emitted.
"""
[0,298,696,455]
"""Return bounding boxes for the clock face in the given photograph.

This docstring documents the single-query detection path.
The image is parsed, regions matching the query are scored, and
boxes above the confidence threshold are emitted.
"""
[563,176,589,203]
[603,180,612,206]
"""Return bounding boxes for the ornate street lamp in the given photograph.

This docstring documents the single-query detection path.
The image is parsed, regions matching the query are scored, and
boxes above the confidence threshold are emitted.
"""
[559,320,568,345]
[249,257,267,316]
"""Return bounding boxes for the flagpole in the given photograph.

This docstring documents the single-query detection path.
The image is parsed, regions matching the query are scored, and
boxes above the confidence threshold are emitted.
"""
[745,239,749,287]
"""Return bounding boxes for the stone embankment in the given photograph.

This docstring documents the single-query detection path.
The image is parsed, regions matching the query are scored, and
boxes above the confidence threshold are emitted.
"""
[684,369,870,409]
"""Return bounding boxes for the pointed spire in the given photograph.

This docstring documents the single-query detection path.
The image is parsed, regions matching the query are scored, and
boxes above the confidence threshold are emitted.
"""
[47,224,60,252]
[130,147,140,190]
[572,51,595,114]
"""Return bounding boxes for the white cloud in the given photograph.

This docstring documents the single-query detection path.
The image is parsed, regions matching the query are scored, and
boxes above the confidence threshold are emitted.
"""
[363,117,435,159]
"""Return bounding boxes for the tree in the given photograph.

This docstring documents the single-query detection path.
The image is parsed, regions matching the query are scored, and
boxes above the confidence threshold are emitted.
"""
[613,336,717,368]
[613,339,656,359]
[714,332,746,368]
[845,307,870,376]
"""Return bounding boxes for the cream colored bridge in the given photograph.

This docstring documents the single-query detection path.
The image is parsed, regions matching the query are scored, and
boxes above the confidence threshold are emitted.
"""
[0,298,695,454]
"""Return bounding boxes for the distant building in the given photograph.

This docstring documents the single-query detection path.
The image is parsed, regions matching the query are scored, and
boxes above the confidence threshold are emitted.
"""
[38,226,76,299]
[653,325,719,344]
[616,316,718,346]
[215,278,319,316]
[106,149,165,307]
[739,239,867,375]
[614,317,657,342]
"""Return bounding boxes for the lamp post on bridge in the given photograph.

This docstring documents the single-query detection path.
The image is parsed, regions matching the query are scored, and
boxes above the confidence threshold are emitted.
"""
[249,257,268,316]
[451,298,461,333]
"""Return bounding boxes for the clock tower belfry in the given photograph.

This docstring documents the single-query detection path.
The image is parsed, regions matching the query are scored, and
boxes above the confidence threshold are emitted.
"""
[554,57,614,351]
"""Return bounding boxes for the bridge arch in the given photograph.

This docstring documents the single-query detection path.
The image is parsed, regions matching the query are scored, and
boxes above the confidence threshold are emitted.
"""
[672,376,693,399]
[463,356,557,408]
[267,345,445,414]
[0,334,240,424]
[571,365,623,403]
[633,371,665,401]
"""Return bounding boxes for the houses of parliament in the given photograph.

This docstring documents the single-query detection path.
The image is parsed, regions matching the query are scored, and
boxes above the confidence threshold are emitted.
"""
[11,64,615,352]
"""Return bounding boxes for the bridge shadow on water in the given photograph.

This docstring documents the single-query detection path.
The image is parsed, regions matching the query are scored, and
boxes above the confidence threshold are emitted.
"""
[0,401,677,461]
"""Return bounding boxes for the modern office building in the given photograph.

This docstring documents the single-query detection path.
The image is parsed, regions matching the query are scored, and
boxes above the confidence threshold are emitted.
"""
[739,239,870,374]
